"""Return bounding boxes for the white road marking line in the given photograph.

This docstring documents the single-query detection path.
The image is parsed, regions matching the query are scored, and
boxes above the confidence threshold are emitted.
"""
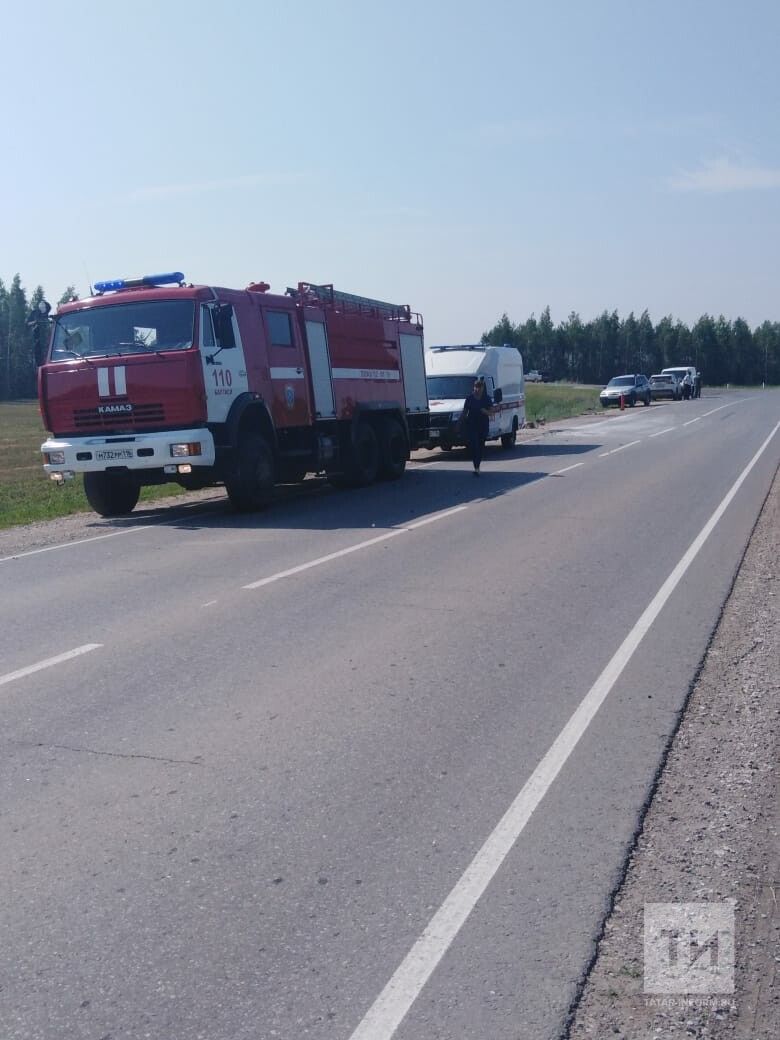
[683,416,702,426]
[243,506,468,590]
[598,451,611,457]
[0,644,103,689]
[347,418,780,1040]
[0,494,228,565]
[201,600,218,608]
[552,462,585,475]
[607,439,642,455]
[406,506,468,529]
[700,399,749,418]
[649,427,676,438]
[0,525,154,565]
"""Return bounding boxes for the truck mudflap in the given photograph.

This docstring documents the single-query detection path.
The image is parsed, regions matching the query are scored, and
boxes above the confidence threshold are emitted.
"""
[41,427,216,480]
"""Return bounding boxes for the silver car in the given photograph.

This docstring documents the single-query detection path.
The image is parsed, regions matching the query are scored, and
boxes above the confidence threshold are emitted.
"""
[649,373,681,401]
[600,374,652,408]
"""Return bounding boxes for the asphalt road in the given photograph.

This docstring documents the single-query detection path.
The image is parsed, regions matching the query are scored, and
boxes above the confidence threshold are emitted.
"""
[1,389,778,1040]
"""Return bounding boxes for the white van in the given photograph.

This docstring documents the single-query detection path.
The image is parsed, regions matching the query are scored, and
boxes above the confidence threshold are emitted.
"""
[424,344,525,449]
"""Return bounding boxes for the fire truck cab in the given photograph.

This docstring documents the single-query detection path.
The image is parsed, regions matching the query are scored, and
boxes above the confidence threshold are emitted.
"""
[39,273,429,515]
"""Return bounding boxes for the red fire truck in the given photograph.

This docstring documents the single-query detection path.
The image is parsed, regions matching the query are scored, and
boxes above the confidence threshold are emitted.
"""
[38,273,430,516]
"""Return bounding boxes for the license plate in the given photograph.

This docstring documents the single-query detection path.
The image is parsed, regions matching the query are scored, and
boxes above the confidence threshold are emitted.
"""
[96,449,133,461]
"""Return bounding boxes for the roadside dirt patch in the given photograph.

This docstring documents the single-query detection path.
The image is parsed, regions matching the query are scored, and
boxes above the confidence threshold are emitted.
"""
[567,470,780,1039]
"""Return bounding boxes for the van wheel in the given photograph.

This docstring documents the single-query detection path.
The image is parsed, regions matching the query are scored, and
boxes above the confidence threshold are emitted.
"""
[501,419,518,449]
[84,472,140,517]
[225,432,275,511]
[377,417,407,480]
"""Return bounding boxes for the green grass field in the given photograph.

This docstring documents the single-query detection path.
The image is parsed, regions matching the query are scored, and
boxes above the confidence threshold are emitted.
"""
[525,383,601,423]
[0,401,182,530]
[0,386,601,530]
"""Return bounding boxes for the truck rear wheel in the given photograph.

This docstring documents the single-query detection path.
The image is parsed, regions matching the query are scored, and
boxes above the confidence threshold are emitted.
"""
[225,433,275,511]
[377,417,407,480]
[84,472,140,517]
[331,420,379,488]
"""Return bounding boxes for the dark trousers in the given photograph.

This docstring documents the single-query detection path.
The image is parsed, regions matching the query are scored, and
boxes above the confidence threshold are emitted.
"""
[466,426,485,469]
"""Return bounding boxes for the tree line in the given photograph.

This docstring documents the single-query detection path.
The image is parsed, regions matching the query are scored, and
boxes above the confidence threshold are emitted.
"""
[482,307,779,386]
[0,276,76,401]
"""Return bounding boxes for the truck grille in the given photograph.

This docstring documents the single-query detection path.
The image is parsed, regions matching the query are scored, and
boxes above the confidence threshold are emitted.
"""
[73,404,165,429]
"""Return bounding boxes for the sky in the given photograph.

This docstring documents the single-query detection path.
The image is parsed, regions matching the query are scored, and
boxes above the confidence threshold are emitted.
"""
[2,0,780,344]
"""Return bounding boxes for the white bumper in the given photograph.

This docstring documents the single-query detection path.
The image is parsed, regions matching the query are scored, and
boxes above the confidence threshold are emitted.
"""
[41,427,216,476]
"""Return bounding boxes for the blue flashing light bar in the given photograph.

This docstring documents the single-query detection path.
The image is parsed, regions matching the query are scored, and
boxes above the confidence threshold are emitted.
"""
[94,271,185,294]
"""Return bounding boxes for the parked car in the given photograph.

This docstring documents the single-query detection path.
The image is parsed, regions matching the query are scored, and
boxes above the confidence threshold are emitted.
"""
[599,374,652,408]
[525,369,542,382]
[540,371,553,382]
[649,373,681,401]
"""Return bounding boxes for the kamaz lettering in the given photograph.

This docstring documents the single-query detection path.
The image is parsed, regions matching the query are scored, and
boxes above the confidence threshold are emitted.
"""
[97,404,133,416]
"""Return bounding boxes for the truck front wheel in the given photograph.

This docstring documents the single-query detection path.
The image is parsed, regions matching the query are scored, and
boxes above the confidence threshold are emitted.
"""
[225,433,275,511]
[84,472,140,517]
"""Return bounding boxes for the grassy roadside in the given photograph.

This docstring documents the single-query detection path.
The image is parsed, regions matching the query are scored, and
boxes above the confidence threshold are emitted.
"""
[1,386,602,530]
[0,401,182,530]
[525,383,601,423]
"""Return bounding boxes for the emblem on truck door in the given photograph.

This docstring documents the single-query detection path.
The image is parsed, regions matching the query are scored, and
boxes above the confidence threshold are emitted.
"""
[285,386,295,409]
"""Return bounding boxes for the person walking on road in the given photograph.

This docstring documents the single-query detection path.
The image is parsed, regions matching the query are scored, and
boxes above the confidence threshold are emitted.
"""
[461,377,493,474]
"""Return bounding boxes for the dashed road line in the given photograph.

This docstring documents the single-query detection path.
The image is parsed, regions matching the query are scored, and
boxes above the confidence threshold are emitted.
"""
[700,399,749,418]
[242,506,468,590]
[0,644,103,689]
[0,526,154,565]
[648,427,676,438]
[552,462,585,475]
[599,439,642,457]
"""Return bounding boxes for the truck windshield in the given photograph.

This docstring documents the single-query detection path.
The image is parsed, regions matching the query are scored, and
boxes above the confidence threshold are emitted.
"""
[51,300,195,361]
[426,376,480,399]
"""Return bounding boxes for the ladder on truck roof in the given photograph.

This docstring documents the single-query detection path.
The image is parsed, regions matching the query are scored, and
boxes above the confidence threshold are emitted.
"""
[287,283,417,323]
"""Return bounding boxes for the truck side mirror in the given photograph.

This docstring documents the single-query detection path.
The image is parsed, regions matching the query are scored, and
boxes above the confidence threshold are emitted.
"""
[493,388,503,404]
[27,300,52,367]
[215,303,236,349]
[32,324,48,367]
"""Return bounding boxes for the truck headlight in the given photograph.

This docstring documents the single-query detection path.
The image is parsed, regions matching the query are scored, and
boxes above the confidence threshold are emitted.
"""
[45,451,66,465]
[450,412,463,423]
[170,442,201,458]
